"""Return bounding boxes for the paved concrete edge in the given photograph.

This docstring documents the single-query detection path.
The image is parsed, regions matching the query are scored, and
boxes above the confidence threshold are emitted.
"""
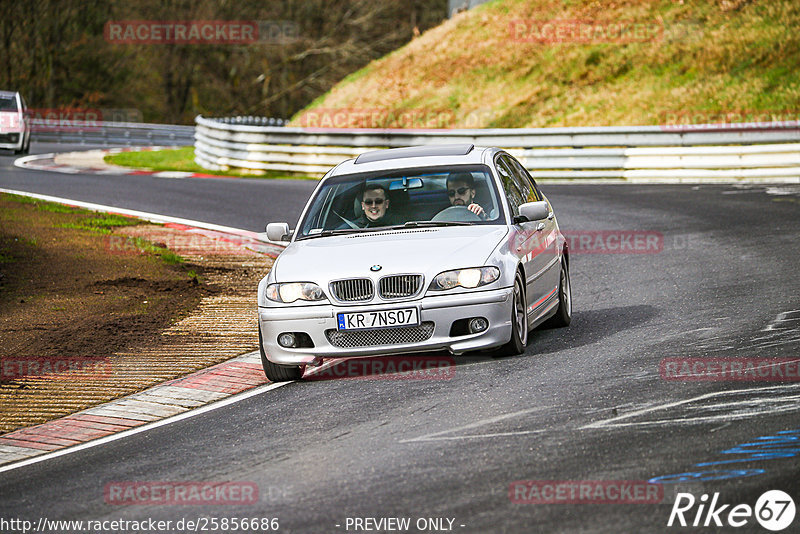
[0,351,269,468]
[14,147,224,180]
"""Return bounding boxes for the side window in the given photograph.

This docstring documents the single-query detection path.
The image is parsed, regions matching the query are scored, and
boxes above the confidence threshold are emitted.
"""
[506,156,542,201]
[503,155,539,203]
[495,156,524,216]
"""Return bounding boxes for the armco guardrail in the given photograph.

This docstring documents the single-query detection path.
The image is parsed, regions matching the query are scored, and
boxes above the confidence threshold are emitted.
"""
[31,119,195,147]
[194,114,800,180]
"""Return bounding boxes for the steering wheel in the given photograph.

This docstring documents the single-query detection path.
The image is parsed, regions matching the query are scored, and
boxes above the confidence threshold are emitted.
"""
[431,206,482,222]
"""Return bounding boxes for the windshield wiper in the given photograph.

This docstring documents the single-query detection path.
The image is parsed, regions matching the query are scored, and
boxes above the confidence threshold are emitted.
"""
[299,221,470,240]
[402,221,472,228]
[298,226,389,240]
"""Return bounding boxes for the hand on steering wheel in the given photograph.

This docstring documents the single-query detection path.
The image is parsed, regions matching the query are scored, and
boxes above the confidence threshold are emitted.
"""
[468,203,487,219]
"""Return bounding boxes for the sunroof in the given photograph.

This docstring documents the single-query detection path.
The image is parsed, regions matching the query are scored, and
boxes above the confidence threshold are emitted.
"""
[354,144,475,164]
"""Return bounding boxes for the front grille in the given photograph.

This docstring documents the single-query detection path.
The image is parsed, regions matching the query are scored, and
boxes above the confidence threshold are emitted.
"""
[329,278,374,302]
[326,322,435,348]
[0,133,19,143]
[379,274,423,299]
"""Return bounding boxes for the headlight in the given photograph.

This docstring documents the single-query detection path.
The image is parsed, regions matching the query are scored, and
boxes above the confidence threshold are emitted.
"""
[429,267,500,291]
[266,282,326,303]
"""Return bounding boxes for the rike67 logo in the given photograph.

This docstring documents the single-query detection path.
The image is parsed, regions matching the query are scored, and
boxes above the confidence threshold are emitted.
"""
[668,490,796,531]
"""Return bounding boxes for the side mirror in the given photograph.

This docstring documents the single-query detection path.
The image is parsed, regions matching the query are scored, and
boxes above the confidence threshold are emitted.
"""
[518,200,550,222]
[266,222,291,242]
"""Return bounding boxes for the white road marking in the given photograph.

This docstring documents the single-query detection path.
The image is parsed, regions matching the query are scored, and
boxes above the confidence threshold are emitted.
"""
[0,188,284,246]
[403,430,546,442]
[13,153,56,167]
[400,407,547,443]
[0,380,293,474]
[0,193,287,473]
[0,356,348,473]
[763,309,800,331]
[582,384,800,429]
[153,171,195,179]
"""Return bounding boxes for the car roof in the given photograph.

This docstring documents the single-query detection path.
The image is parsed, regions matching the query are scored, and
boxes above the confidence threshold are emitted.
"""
[330,145,498,177]
[0,90,18,97]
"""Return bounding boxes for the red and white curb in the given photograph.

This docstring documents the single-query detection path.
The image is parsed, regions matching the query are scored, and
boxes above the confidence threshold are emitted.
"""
[0,190,290,471]
[0,352,267,467]
[14,146,225,179]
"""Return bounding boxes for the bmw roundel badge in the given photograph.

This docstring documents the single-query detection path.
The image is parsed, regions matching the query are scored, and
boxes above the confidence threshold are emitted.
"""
[370,265,382,272]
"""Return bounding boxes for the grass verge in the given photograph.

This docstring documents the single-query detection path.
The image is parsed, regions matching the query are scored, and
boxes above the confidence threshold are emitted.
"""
[104,146,314,180]
[291,0,800,129]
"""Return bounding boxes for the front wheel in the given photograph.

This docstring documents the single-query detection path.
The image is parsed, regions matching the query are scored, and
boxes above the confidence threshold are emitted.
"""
[497,272,528,356]
[259,329,305,382]
[543,258,571,328]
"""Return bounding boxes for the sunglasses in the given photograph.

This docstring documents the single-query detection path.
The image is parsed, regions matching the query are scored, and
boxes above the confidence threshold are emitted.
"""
[447,187,471,197]
[362,198,385,206]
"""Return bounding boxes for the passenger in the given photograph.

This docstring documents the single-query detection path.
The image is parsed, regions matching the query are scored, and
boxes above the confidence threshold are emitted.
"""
[356,183,392,227]
[445,172,486,218]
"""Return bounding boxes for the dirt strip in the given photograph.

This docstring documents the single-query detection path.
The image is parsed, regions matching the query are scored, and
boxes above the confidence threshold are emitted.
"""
[0,200,278,434]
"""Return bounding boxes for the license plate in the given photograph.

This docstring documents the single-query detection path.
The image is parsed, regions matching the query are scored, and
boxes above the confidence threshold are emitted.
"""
[337,308,419,331]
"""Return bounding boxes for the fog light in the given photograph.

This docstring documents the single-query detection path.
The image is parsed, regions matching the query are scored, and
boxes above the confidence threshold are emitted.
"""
[468,317,488,334]
[278,333,297,348]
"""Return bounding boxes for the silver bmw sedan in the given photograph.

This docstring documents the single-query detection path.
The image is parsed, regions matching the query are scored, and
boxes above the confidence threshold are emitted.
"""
[258,144,571,381]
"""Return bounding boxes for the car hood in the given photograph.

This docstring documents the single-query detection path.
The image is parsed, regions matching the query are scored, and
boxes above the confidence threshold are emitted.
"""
[273,226,508,283]
[0,111,22,132]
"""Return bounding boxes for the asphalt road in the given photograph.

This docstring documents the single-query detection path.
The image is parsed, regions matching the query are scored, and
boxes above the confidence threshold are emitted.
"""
[1,143,799,533]
[0,143,318,231]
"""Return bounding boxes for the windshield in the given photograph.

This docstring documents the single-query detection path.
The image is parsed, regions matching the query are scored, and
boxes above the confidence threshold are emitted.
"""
[0,95,18,112]
[296,164,505,239]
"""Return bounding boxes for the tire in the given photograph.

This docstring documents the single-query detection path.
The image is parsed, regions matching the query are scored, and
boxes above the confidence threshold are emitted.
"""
[543,258,572,328]
[259,328,305,382]
[497,272,528,356]
[22,134,30,154]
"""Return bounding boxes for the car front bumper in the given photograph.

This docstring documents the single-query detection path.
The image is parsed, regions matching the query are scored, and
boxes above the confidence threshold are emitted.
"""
[0,131,23,151]
[258,286,514,365]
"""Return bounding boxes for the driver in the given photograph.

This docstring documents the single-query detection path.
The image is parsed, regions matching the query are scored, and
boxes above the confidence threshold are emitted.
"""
[445,172,486,218]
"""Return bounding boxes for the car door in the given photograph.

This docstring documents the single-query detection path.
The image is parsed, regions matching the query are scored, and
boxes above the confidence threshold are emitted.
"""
[495,154,550,317]
[505,154,561,305]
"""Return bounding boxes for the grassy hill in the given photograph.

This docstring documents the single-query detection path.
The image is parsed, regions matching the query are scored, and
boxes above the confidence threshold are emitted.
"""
[291,0,800,129]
